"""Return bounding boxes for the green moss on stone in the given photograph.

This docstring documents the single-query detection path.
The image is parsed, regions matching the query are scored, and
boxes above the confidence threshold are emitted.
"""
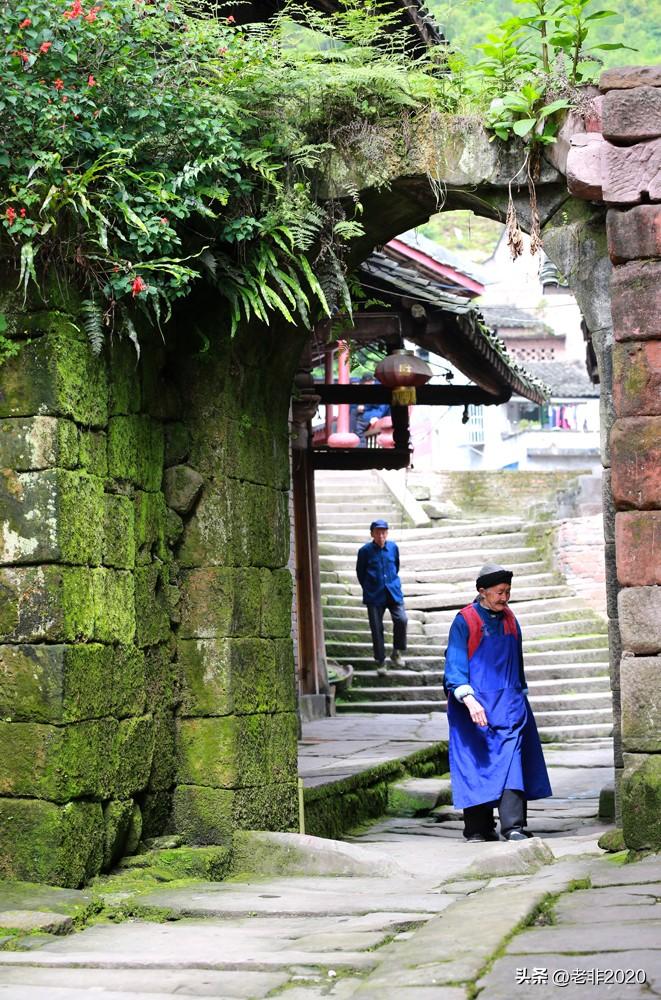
[58,472,105,565]
[102,494,136,569]
[172,785,234,845]
[0,798,104,887]
[134,565,171,648]
[91,569,136,644]
[232,782,299,833]
[178,639,231,717]
[111,645,146,719]
[124,802,143,855]
[621,754,661,851]
[133,491,168,566]
[176,716,238,788]
[178,568,233,639]
[144,642,179,712]
[229,639,277,715]
[177,482,233,569]
[273,639,296,713]
[78,431,107,478]
[113,715,154,798]
[231,481,289,568]
[0,417,79,471]
[62,567,96,641]
[598,828,626,852]
[140,791,173,840]
[260,568,293,638]
[231,569,262,637]
[0,719,117,802]
[102,800,134,870]
[148,712,176,792]
[107,417,164,491]
[119,845,231,881]
[164,423,190,468]
[107,338,141,416]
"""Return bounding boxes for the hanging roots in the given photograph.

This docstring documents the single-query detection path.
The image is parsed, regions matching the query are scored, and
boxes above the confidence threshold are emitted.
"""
[506,197,524,260]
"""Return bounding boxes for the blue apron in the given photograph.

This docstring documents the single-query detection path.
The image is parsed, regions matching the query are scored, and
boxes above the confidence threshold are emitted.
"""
[448,621,552,809]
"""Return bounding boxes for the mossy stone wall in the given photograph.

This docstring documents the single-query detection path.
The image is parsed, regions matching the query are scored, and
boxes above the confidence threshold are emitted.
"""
[0,283,301,885]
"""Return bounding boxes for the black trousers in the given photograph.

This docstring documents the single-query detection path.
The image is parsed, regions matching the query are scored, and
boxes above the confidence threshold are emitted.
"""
[463,789,527,839]
[366,601,408,663]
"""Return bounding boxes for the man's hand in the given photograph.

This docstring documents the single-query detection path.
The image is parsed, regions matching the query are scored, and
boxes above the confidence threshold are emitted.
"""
[462,694,487,727]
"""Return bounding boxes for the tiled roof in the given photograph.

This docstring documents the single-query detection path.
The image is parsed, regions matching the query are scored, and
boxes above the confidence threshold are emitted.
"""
[360,252,547,404]
[480,305,553,334]
[393,230,487,286]
[522,361,599,399]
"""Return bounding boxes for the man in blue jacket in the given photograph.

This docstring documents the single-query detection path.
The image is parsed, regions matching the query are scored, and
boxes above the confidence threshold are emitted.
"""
[356,519,408,675]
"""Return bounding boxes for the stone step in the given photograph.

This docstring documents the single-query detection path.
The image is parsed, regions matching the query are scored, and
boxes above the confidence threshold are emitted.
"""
[523,662,609,680]
[421,619,607,641]
[331,650,610,670]
[352,669,442,687]
[323,621,607,650]
[537,723,614,741]
[526,676,611,695]
[326,633,607,658]
[532,707,613,728]
[319,548,540,572]
[318,529,530,553]
[337,699,445,714]
[527,691,612,713]
[320,572,565,600]
[406,585,576,610]
[422,601,598,625]
[349,665,610,687]
[317,521,528,543]
[342,684,445,703]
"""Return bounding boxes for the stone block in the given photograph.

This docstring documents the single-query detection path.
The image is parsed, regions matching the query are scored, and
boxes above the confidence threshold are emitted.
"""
[566,133,604,200]
[232,781,299,833]
[0,566,95,643]
[107,416,164,491]
[618,586,661,654]
[141,790,173,840]
[602,86,661,143]
[102,800,134,870]
[78,430,107,478]
[107,337,141,416]
[610,416,661,509]
[133,491,168,566]
[164,423,190,468]
[604,541,620,620]
[113,715,154,798]
[162,465,203,515]
[0,798,104,887]
[260,568,293,638]
[149,712,177,791]
[0,328,108,426]
[91,568,136,643]
[621,753,661,851]
[134,564,171,648]
[0,642,142,724]
[616,512,661,585]
[621,655,661,752]
[144,642,179,712]
[179,638,280,718]
[274,639,297,713]
[232,481,289,568]
[178,568,233,639]
[611,260,661,342]
[0,719,117,802]
[0,417,78,471]
[602,137,661,204]
[103,494,136,569]
[607,205,661,264]
[613,340,661,417]
[0,469,104,566]
[172,785,234,845]
[177,481,232,568]
[125,801,143,855]
[600,66,661,90]
[602,469,615,544]
[232,568,262,637]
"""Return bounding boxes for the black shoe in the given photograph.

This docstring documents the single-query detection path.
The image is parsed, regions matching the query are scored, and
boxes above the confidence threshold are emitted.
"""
[466,833,486,843]
[503,830,527,841]
[375,661,388,676]
[485,831,500,841]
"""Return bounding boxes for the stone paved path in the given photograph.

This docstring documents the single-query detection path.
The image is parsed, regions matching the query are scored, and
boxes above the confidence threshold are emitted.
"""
[0,715,659,999]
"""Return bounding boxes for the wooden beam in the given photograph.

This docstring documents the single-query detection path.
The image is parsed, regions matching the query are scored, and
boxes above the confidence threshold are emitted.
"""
[313,384,510,405]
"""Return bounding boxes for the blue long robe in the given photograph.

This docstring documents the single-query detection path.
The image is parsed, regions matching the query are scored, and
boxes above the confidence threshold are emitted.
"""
[445,602,552,810]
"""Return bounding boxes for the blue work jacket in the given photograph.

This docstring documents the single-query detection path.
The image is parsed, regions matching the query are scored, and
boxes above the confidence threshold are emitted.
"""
[356,540,404,606]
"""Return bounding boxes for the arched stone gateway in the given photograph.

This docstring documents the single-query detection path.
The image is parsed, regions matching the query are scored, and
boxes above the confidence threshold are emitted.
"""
[0,65,659,885]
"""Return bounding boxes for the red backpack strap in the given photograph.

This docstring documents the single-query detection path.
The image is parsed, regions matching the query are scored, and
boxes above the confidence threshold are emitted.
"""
[459,604,483,661]
[502,606,518,637]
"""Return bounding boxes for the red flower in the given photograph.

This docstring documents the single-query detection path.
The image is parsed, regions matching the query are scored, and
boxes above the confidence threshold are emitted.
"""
[63,1,84,20]
[54,78,64,90]
[85,6,100,22]
[131,276,147,297]
[19,208,26,218]
[19,18,31,28]
[159,217,168,225]
[87,74,96,86]
[218,46,228,55]
[39,41,53,53]
[16,50,30,63]
[6,207,17,225]
[226,14,235,22]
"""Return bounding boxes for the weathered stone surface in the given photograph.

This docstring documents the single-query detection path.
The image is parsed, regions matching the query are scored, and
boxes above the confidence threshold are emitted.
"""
[164,423,190,468]
[611,260,661,342]
[615,512,661,585]
[0,469,104,566]
[172,784,235,845]
[133,491,168,566]
[621,655,661,752]
[618,586,661,654]
[610,417,661,508]
[602,137,661,204]
[621,753,661,850]
[0,798,103,887]
[107,337,141,416]
[124,801,143,855]
[231,831,404,878]
[601,65,661,90]
[179,638,280,717]
[0,909,73,933]
[134,564,171,647]
[607,205,661,264]
[144,642,179,712]
[163,465,204,515]
[0,643,144,723]
[177,481,232,568]
[114,715,154,798]
[602,86,661,143]
[103,493,136,569]
[613,340,661,417]
[92,568,136,643]
[0,719,118,802]
[148,712,177,791]
[0,417,78,471]
[78,430,107,478]
[0,566,94,643]
[178,568,233,638]
[102,800,134,870]
[566,133,604,200]
[260,568,293,638]
[107,415,164,491]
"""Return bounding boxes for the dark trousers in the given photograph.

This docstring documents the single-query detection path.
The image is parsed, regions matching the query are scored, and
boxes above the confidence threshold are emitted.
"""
[367,601,408,663]
[463,789,527,839]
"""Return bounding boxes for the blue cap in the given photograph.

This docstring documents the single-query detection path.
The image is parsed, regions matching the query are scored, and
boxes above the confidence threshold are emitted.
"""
[370,519,389,531]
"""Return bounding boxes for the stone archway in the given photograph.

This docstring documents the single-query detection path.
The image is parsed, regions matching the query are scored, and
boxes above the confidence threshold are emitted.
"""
[0,65,658,887]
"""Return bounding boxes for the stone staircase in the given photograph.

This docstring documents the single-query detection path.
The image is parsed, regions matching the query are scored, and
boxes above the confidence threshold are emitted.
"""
[317,470,613,742]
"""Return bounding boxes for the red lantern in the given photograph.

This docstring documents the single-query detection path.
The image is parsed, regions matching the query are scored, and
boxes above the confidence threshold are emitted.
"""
[375,349,432,406]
